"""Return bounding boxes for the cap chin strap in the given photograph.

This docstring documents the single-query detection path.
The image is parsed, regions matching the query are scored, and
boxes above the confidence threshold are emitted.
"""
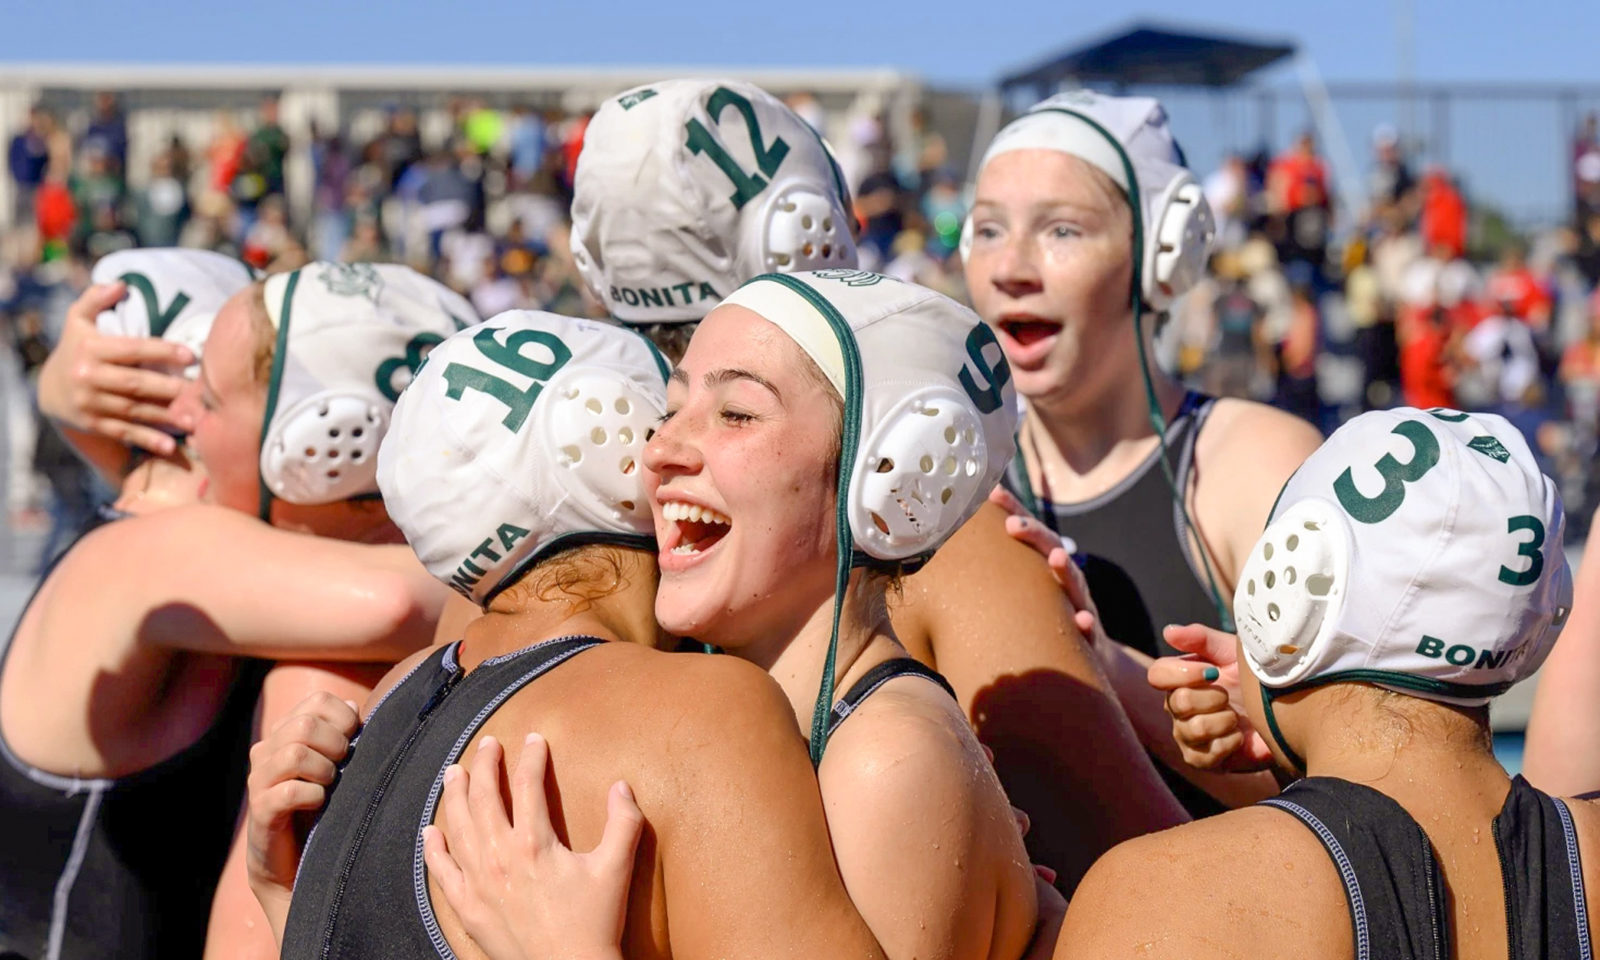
[1258,684,1306,775]
[256,269,299,522]
[1032,107,1233,633]
[761,274,864,768]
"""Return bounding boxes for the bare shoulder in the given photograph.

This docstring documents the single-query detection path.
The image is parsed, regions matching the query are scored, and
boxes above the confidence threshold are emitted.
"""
[1198,397,1323,473]
[821,677,980,793]
[1060,806,1351,960]
[894,502,1087,669]
[1194,398,1324,578]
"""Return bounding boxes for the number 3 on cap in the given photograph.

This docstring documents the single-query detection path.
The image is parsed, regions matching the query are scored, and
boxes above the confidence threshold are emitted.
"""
[1333,420,1440,524]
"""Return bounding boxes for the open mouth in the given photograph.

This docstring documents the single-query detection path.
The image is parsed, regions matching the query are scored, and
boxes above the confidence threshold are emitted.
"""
[661,501,732,556]
[998,317,1064,347]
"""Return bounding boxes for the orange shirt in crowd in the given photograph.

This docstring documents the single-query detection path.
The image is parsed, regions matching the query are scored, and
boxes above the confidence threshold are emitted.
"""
[1420,172,1468,259]
[1398,304,1458,409]
[1486,266,1552,329]
[1269,151,1329,212]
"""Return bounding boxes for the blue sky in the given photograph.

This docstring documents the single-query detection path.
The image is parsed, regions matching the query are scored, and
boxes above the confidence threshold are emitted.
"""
[5,0,1599,222]
[4,0,1597,89]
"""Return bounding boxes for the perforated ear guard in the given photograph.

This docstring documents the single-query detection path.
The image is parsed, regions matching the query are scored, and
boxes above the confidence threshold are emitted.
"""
[260,393,389,505]
[1143,173,1213,311]
[746,179,856,276]
[536,364,664,531]
[849,386,989,560]
[1235,498,1353,688]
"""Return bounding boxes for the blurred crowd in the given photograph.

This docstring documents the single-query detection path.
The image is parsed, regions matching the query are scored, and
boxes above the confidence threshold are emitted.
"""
[6,91,1600,565]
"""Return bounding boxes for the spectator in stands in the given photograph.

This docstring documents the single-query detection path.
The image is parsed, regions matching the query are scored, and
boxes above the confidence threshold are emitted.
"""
[1267,130,1330,216]
[1204,153,1250,249]
[1559,289,1600,437]
[1485,241,1553,331]
[9,105,59,228]
[1420,166,1468,259]
[1575,112,1600,223]
[340,213,386,263]
[205,111,246,197]
[132,153,191,248]
[1367,123,1417,228]
[310,124,353,260]
[506,104,547,189]
[370,105,424,192]
[68,146,125,258]
[81,91,128,179]
[1575,212,1600,290]
[248,96,290,201]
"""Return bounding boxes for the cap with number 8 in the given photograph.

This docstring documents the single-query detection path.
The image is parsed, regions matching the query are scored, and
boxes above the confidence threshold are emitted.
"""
[1236,406,1571,706]
[376,311,669,607]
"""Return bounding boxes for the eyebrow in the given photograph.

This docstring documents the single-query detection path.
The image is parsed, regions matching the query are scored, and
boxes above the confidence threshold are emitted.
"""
[669,366,782,400]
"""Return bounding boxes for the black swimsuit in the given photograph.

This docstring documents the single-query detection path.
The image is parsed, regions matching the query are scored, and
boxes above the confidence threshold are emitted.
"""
[281,636,603,960]
[285,644,955,959]
[1003,390,1224,660]
[0,506,270,960]
[1261,775,1592,959]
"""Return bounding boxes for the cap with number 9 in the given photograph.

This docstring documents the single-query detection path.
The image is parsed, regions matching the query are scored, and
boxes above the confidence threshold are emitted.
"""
[1235,406,1571,705]
[376,311,669,607]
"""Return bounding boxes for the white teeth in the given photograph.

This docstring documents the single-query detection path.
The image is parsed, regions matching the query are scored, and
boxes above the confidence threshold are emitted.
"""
[661,501,731,526]
[670,543,700,555]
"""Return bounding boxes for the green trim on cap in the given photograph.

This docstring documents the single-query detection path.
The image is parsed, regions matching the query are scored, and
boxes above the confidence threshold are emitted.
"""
[629,327,672,384]
[1261,667,1514,775]
[1030,106,1233,633]
[760,273,865,768]
[256,269,300,522]
[1259,685,1305,774]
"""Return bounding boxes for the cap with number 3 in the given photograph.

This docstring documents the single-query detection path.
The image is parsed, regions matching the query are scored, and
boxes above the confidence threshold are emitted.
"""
[1235,407,1571,705]
[376,311,669,607]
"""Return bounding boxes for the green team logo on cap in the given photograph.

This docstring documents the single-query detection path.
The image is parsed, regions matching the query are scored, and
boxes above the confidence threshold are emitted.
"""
[618,89,658,110]
[1468,435,1511,463]
[812,269,886,287]
[319,262,383,302]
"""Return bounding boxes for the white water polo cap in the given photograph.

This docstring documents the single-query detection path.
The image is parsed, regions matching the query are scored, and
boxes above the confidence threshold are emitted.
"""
[377,311,668,606]
[91,248,256,377]
[1236,407,1571,705]
[572,79,857,325]
[967,90,1213,310]
[719,269,1017,562]
[257,262,476,512]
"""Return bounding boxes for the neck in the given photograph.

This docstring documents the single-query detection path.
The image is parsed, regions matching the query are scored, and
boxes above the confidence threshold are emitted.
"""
[462,548,663,662]
[758,569,898,733]
[1027,344,1185,477]
[1290,685,1510,814]
[113,452,201,515]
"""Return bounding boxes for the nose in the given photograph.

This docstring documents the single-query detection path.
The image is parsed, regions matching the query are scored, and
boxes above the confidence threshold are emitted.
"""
[989,232,1043,300]
[642,411,703,484]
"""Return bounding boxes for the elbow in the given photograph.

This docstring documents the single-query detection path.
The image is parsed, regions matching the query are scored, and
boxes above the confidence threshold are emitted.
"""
[348,572,434,658]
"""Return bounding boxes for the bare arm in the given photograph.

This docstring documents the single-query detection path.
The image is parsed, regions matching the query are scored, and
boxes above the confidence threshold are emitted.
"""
[204,663,390,959]
[893,503,1186,888]
[644,660,887,960]
[821,700,1037,960]
[98,505,449,661]
[1525,504,1600,794]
